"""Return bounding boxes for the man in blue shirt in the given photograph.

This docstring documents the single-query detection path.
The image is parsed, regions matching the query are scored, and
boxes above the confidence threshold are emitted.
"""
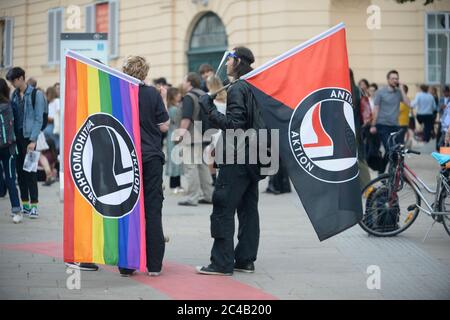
[411,84,437,143]
[7,67,45,219]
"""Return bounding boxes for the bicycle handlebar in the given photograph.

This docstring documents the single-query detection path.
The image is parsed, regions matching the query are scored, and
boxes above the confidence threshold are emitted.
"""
[407,149,421,155]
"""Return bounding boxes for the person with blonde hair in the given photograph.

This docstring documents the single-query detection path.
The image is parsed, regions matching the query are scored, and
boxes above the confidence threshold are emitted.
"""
[120,55,170,277]
[205,75,226,185]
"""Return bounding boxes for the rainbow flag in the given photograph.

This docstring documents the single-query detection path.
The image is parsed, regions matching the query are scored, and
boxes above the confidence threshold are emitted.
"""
[64,50,146,271]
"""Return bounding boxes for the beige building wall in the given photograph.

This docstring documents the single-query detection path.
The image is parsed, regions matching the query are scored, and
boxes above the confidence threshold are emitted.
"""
[0,0,449,96]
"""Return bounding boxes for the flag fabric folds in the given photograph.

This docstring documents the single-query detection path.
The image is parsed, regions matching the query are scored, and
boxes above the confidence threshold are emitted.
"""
[64,50,146,271]
[242,23,363,241]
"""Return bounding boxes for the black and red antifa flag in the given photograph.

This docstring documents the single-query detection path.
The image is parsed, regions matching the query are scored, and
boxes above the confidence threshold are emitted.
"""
[242,23,363,241]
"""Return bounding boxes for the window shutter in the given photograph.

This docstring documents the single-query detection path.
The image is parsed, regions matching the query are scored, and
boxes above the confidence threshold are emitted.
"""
[3,18,13,68]
[109,0,119,59]
[48,10,55,64]
[85,4,95,33]
[55,8,63,63]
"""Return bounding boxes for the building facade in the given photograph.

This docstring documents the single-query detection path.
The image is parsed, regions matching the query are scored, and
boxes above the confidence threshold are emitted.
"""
[0,0,449,94]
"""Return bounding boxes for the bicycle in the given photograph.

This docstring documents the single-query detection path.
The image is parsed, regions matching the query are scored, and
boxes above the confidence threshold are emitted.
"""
[359,130,450,238]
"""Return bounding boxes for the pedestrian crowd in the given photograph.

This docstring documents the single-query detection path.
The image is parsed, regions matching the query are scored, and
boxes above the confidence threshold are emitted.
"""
[2,51,449,278]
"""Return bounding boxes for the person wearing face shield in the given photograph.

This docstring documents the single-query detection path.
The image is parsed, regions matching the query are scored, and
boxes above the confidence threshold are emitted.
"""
[196,47,266,276]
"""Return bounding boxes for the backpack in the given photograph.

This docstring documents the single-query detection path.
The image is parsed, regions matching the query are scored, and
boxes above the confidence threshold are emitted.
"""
[187,88,212,136]
[0,103,16,148]
[31,89,49,131]
[241,80,272,181]
[14,88,48,131]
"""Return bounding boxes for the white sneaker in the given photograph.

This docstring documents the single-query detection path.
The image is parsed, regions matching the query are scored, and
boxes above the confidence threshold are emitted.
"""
[12,213,23,224]
[29,207,39,219]
[173,187,186,195]
[148,271,161,277]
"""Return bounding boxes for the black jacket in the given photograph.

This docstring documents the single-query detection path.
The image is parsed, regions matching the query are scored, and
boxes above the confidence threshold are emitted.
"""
[209,80,253,131]
[208,80,266,172]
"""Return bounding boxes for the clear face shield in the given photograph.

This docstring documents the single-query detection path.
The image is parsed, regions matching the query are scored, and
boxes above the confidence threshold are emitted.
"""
[215,50,230,84]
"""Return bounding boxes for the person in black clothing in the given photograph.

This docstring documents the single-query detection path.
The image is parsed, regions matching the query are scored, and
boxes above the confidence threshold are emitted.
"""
[196,47,263,276]
[121,56,169,277]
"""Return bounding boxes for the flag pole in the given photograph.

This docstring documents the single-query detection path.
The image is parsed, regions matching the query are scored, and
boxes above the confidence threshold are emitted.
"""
[209,79,237,97]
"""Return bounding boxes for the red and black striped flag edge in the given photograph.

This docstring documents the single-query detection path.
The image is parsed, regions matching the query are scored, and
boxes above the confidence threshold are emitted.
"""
[242,23,363,241]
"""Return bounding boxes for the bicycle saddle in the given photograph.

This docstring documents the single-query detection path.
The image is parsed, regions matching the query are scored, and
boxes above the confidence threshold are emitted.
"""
[431,152,450,166]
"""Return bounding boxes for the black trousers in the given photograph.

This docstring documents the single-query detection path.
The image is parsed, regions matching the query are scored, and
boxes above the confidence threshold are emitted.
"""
[416,114,434,143]
[16,133,38,203]
[143,158,165,272]
[169,176,181,189]
[210,165,260,273]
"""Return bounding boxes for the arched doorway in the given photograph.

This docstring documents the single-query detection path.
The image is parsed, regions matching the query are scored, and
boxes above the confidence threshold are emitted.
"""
[187,12,228,73]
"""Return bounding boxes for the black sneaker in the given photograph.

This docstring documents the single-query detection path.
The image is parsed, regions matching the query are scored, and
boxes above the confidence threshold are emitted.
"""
[118,267,136,277]
[198,199,212,204]
[196,265,232,276]
[65,262,99,271]
[234,262,255,273]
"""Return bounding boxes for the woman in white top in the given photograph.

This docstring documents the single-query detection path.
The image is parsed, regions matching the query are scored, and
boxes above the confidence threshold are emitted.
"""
[44,86,60,151]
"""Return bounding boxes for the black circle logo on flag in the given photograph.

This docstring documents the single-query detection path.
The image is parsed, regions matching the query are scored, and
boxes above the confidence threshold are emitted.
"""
[288,88,359,183]
[69,113,140,218]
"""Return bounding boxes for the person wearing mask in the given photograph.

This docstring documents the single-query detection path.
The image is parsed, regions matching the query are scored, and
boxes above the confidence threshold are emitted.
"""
[120,56,170,277]
[6,67,45,219]
[197,47,264,276]
[412,85,437,143]
[0,78,22,223]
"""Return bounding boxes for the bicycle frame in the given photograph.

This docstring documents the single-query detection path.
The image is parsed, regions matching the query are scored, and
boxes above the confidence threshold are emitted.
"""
[402,163,450,217]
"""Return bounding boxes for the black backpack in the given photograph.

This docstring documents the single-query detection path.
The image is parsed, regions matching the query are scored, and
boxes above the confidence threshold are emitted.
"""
[14,88,49,131]
[31,89,49,131]
[0,103,15,148]
[241,80,272,181]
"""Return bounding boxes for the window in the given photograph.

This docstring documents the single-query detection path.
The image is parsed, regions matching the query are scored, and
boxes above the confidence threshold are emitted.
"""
[189,12,227,51]
[426,12,450,84]
[187,12,228,73]
[48,8,64,65]
[0,17,13,69]
[86,0,119,59]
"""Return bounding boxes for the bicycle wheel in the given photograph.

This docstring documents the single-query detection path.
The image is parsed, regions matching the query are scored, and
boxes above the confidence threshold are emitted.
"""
[437,189,450,237]
[359,174,420,237]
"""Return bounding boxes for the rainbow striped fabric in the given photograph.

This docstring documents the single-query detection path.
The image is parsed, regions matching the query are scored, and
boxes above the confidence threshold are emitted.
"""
[64,50,146,271]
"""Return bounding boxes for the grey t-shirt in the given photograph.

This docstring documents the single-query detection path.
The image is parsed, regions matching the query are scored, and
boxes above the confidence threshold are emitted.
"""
[374,86,404,126]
